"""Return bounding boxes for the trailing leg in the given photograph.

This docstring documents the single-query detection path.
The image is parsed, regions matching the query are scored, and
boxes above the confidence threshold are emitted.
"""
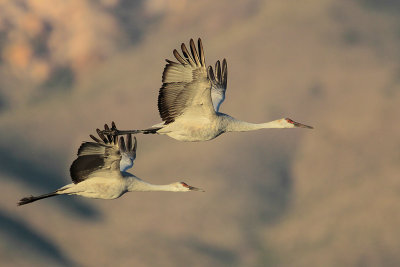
[18,191,60,206]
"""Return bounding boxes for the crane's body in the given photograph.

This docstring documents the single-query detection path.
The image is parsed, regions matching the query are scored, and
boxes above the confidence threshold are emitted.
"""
[54,172,192,200]
[156,113,300,142]
[104,38,313,141]
[18,123,202,206]
[156,113,223,142]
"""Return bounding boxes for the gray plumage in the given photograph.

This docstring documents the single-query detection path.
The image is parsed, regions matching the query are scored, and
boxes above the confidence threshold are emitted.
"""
[18,123,203,206]
[102,38,313,141]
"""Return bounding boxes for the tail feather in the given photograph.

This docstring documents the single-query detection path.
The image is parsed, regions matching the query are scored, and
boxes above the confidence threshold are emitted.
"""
[18,192,59,206]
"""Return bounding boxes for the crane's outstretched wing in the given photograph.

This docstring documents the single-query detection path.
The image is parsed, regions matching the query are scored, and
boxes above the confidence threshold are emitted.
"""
[158,38,215,124]
[70,123,136,184]
[208,59,227,112]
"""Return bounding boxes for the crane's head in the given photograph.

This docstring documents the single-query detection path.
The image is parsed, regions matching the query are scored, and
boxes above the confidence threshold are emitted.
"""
[172,182,204,192]
[284,118,313,129]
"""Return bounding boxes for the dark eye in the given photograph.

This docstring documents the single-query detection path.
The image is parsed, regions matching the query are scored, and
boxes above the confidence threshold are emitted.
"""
[285,118,294,124]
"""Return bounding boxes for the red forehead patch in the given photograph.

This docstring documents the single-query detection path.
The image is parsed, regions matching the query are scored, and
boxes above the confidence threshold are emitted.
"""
[181,182,189,188]
[285,118,294,124]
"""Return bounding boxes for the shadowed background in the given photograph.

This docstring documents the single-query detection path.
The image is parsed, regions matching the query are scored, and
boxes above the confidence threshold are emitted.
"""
[1,0,399,266]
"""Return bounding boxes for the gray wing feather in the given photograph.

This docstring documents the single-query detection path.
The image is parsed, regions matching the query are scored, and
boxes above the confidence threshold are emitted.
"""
[158,38,215,124]
[119,135,137,172]
[208,59,228,112]
[70,123,136,184]
[70,141,120,184]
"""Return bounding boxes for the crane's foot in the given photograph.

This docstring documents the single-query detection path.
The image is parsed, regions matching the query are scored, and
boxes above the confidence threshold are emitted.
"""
[101,128,121,136]
[101,128,142,136]
[100,122,150,136]
[100,121,122,136]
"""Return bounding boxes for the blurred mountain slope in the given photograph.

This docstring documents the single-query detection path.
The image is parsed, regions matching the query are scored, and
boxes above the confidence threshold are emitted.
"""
[0,0,399,266]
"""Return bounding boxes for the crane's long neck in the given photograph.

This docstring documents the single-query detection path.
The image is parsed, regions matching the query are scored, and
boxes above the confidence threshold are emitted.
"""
[126,176,176,192]
[223,116,288,132]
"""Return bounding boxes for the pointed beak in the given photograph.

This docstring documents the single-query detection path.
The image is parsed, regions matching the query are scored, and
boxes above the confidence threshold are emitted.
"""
[293,121,313,129]
[188,185,205,192]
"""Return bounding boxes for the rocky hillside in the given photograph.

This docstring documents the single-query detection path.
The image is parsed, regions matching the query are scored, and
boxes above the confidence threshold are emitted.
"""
[0,0,399,266]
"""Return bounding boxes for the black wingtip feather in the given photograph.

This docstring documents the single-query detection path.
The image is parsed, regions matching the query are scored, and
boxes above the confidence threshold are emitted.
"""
[181,43,190,63]
[96,129,108,143]
[190,38,200,66]
[207,66,216,87]
[127,134,132,151]
[119,136,126,152]
[215,60,221,82]
[104,124,113,143]
[198,38,205,66]
[222,59,227,88]
[173,49,186,65]
[181,42,196,66]
[133,136,137,152]
[89,134,102,143]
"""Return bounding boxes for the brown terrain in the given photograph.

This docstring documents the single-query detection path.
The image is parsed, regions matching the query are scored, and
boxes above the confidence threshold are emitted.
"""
[0,0,399,266]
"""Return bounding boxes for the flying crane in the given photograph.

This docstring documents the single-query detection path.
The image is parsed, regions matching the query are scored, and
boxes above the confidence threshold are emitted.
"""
[103,38,313,141]
[18,123,202,206]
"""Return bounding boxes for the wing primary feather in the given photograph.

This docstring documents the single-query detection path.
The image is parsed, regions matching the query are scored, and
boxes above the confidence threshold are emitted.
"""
[133,136,137,154]
[190,39,200,66]
[119,136,126,152]
[127,134,132,151]
[207,66,216,87]
[222,59,227,89]
[215,60,221,83]
[111,121,118,144]
[89,134,102,143]
[96,129,108,143]
[198,38,205,66]
[104,124,113,143]
[158,38,213,123]
[173,49,187,65]
[181,43,195,66]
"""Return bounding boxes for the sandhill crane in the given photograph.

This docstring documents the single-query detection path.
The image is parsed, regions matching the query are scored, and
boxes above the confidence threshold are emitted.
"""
[18,123,202,206]
[102,38,313,142]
